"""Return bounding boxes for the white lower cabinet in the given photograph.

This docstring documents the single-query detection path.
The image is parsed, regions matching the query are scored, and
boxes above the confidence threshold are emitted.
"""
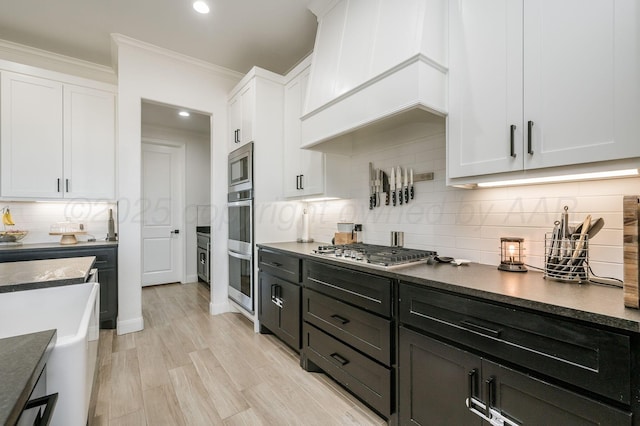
[448,0,640,181]
[283,61,349,199]
[1,71,116,199]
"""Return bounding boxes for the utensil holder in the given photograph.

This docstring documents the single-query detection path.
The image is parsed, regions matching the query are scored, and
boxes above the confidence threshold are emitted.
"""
[544,233,589,283]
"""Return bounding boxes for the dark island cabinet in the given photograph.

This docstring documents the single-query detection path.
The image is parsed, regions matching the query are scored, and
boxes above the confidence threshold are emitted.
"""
[257,249,302,351]
[1,245,118,329]
[398,282,634,425]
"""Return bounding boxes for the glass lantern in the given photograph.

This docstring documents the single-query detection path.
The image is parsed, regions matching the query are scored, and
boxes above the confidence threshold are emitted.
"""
[498,237,527,272]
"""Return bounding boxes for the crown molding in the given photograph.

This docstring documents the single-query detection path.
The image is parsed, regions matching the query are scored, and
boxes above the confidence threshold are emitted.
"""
[110,33,244,80]
[0,38,116,84]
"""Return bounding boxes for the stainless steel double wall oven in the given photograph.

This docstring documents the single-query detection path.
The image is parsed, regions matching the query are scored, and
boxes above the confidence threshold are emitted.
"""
[228,142,253,313]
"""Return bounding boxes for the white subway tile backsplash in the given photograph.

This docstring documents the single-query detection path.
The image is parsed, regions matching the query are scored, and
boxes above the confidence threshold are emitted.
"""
[305,131,639,281]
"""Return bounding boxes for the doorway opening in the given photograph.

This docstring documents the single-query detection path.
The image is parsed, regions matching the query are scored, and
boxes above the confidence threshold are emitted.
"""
[141,100,212,291]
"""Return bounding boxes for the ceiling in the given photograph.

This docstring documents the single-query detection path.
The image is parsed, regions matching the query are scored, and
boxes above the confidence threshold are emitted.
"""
[142,101,211,135]
[0,0,318,75]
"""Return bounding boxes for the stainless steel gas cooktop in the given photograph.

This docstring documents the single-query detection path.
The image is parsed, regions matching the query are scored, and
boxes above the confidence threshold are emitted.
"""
[311,243,437,269]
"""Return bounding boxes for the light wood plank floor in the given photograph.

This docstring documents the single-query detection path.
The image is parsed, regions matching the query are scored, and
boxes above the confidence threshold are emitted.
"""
[90,282,386,425]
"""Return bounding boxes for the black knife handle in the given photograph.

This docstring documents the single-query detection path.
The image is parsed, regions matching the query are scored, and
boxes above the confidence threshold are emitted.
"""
[410,186,414,200]
[369,195,373,210]
[392,191,396,206]
[385,192,390,205]
[404,187,409,203]
[399,189,403,205]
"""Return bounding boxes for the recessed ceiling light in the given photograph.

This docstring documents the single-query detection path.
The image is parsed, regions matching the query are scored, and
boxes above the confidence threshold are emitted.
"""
[193,1,210,14]
[178,111,190,117]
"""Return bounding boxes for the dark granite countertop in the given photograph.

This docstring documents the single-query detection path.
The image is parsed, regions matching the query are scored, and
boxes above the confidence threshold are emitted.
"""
[0,329,56,426]
[0,256,96,293]
[258,241,640,333]
[0,240,118,253]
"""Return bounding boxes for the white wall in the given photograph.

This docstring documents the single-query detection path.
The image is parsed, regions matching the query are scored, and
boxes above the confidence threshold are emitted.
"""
[113,36,241,334]
[306,128,640,281]
[141,124,211,282]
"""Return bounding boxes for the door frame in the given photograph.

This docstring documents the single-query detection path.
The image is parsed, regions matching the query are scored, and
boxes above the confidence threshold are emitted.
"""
[141,138,187,285]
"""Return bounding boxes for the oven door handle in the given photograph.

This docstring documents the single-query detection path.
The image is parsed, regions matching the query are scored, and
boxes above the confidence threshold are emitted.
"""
[228,250,252,261]
[227,200,253,208]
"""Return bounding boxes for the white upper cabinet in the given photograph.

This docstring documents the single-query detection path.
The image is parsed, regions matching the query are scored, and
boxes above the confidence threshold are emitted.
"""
[1,72,64,198]
[228,80,255,150]
[63,84,116,199]
[283,60,349,199]
[448,0,640,180]
[1,71,116,200]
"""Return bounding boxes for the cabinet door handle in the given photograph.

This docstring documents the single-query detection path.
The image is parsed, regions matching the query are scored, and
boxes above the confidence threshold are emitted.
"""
[527,120,534,155]
[65,178,70,192]
[510,125,516,158]
[460,319,502,338]
[329,352,349,366]
[237,129,241,143]
[330,314,350,325]
[24,392,58,426]
[296,175,300,190]
[57,178,61,192]
[485,377,495,419]
[299,174,304,190]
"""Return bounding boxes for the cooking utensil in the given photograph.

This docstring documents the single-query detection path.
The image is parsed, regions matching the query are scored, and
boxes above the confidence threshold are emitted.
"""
[570,215,591,265]
[390,167,396,206]
[547,220,561,266]
[396,166,403,205]
[410,168,414,200]
[403,167,409,203]
[369,163,375,209]
[382,171,390,205]
[375,169,382,208]
[586,217,604,239]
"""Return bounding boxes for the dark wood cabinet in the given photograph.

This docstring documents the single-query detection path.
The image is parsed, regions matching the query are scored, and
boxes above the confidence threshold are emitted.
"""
[301,260,393,419]
[257,249,302,351]
[0,245,118,329]
[398,281,633,425]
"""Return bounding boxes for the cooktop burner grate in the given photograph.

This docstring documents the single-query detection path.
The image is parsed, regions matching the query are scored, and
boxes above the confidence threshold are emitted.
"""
[313,243,437,267]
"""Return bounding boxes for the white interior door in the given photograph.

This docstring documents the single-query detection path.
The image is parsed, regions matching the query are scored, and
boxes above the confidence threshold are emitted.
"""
[141,142,184,286]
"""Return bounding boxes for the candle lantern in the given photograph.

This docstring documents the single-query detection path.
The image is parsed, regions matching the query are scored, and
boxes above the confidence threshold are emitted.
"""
[498,237,527,272]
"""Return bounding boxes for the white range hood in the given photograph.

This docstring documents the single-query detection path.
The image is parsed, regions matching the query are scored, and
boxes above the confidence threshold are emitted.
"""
[301,0,448,153]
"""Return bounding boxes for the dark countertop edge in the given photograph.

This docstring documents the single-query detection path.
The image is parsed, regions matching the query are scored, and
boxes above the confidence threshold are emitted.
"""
[0,256,96,293]
[0,241,118,252]
[1,329,56,426]
[257,242,640,334]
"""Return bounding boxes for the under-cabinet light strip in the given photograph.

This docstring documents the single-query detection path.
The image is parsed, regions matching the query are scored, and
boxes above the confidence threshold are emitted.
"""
[476,169,639,188]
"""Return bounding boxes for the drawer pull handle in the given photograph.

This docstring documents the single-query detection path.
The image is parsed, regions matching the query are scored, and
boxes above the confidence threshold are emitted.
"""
[330,314,350,325]
[329,352,349,366]
[269,261,283,267]
[460,320,502,338]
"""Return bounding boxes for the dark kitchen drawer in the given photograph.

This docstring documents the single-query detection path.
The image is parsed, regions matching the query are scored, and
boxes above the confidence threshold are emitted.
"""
[399,283,631,404]
[258,249,301,283]
[304,261,392,317]
[303,322,391,418]
[303,288,392,366]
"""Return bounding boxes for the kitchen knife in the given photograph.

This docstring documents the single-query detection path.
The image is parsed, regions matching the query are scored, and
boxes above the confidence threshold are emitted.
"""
[410,168,414,200]
[375,169,381,208]
[397,166,403,205]
[403,167,409,204]
[369,163,375,210]
[382,171,390,205]
[390,167,396,206]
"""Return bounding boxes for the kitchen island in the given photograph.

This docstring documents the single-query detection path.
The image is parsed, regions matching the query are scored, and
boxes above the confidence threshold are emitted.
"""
[0,329,56,426]
[0,242,118,328]
[258,241,640,425]
[0,256,95,293]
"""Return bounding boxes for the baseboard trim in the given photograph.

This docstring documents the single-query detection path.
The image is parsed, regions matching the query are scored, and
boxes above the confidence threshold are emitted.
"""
[210,300,232,315]
[117,316,144,335]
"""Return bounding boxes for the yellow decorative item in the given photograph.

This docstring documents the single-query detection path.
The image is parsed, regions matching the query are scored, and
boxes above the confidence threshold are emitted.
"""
[2,208,15,226]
